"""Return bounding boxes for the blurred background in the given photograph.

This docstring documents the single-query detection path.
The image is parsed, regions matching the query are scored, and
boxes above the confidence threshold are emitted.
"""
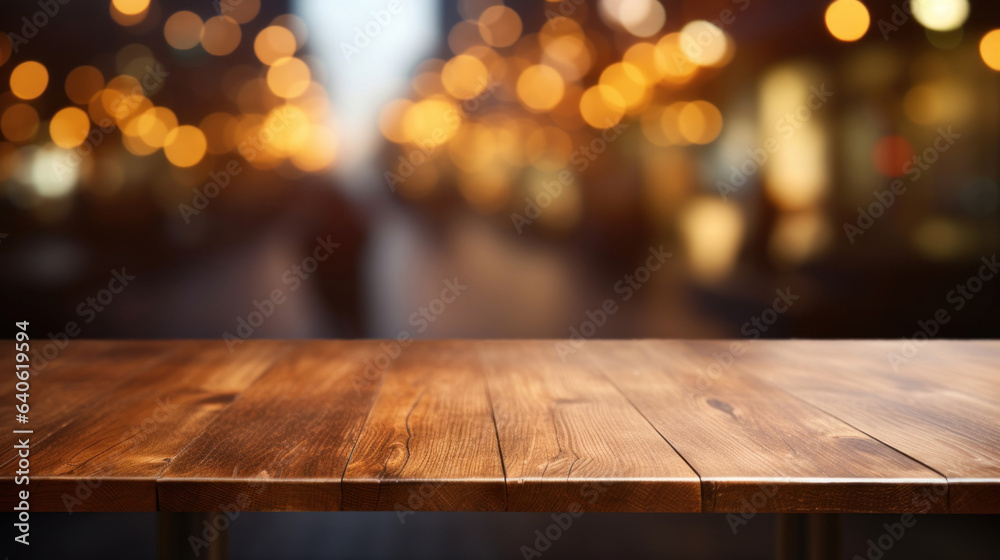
[1,0,999,341]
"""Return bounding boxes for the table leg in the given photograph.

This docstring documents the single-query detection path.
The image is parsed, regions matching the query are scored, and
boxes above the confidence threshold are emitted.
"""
[159,512,230,560]
[777,514,841,560]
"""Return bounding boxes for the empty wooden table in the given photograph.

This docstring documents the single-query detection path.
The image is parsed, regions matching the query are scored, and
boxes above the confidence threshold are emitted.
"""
[3,340,998,559]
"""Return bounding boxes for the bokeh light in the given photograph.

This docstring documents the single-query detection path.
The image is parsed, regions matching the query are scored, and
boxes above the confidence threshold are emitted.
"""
[255,26,298,66]
[442,54,491,100]
[49,107,91,149]
[201,16,242,56]
[679,21,728,66]
[1,104,40,143]
[980,30,1000,71]
[517,65,565,112]
[478,6,522,48]
[912,0,969,33]
[164,11,204,50]
[163,125,207,167]
[825,0,870,42]
[111,0,150,16]
[10,61,49,100]
[65,66,105,105]
[579,85,626,129]
[266,57,311,98]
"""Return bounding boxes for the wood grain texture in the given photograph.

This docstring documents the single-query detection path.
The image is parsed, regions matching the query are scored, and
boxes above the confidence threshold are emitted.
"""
[159,341,386,511]
[739,340,1000,513]
[2,340,997,513]
[0,341,180,511]
[1,341,286,511]
[482,341,700,512]
[341,341,506,512]
[577,340,949,513]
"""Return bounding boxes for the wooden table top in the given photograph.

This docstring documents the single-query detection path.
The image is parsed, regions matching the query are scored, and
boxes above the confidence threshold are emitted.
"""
[3,340,998,514]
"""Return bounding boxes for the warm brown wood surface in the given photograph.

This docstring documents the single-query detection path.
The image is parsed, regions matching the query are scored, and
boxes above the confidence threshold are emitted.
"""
[2,340,997,513]
[482,341,700,512]
[740,340,1000,514]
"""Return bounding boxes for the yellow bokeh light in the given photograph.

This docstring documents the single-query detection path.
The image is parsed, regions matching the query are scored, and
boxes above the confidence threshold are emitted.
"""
[680,197,745,283]
[679,21,729,66]
[163,125,207,167]
[442,54,490,100]
[825,0,870,42]
[226,0,261,24]
[516,65,565,112]
[49,107,91,149]
[201,16,242,56]
[579,85,626,129]
[478,6,522,48]
[136,106,178,149]
[599,62,650,113]
[10,61,49,100]
[271,14,308,50]
[980,29,1000,71]
[266,57,311,98]
[623,42,668,83]
[912,0,968,32]
[291,124,337,172]
[265,104,310,156]
[255,26,297,66]
[112,0,150,16]
[1,104,39,143]
[65,66,105,105]
[677,100,723,145]
[164,11,204,50]
[619,0,666,38]
[655,34,698,84]
[402,97,461,147]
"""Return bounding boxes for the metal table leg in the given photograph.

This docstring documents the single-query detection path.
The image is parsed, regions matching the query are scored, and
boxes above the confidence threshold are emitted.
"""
[777,514,841,560]
[159,512,230,560]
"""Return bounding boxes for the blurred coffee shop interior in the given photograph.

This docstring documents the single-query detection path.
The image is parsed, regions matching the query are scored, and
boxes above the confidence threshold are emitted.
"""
[1,0,998,341]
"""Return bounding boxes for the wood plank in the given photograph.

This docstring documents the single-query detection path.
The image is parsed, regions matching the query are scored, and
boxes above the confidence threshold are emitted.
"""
[577,340,948,513]
[0,341,287,511]
[482,341,700,512]
[158,341,385,511]
[738,340,1000,513]
[342,341,506,512]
